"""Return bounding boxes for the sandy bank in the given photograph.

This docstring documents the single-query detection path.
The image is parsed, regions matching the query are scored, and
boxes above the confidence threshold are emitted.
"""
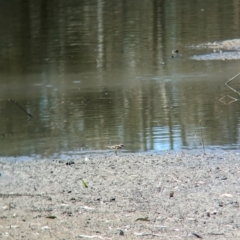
[1,151,240,239]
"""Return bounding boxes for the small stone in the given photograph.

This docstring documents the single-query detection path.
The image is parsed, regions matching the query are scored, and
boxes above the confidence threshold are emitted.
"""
[66,161,75,166]
[41,226,50,230]
[115,229,124,236]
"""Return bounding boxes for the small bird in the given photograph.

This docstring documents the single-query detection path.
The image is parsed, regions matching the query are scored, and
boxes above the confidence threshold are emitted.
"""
[106,144,125,155]
[171,49,179,58]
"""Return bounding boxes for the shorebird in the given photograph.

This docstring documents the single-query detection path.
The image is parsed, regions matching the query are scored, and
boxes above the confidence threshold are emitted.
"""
[171,49,179,58]
[106,144,125,155]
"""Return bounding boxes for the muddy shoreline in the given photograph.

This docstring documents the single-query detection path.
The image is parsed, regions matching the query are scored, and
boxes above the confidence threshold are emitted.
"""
[191,39,240,60]
[1,151,240,239]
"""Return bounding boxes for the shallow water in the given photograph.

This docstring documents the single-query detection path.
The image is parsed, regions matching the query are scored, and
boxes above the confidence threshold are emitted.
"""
[1,0,240,158]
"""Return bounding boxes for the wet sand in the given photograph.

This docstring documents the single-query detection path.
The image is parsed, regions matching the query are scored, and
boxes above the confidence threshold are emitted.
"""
[1,151,240,239]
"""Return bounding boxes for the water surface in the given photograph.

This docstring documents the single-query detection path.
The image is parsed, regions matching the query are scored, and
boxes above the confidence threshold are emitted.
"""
[1,0,240,158]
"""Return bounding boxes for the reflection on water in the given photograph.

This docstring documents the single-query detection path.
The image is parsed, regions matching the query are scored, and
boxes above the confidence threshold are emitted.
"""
[1,0,240,158]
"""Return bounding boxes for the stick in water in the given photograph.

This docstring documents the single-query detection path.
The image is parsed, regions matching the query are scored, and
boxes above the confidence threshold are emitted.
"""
[199,119,205,155]
[8,99,33,118]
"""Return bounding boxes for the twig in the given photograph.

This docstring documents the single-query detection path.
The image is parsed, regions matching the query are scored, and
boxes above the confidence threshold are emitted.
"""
[219,72,240,105]
[192,232,203,239]
[8,98,33,118]
[168,174,182,183]
[78,234,111,239]
[225,72,240,96]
